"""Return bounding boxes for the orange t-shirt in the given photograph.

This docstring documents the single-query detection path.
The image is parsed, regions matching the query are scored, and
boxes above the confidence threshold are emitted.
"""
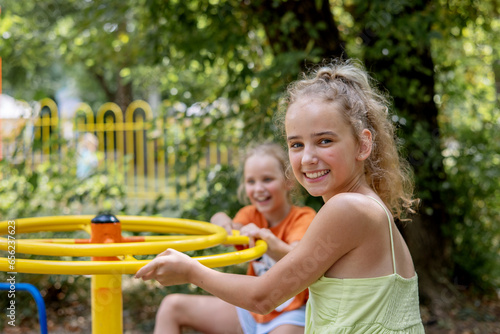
[233,205,316,323]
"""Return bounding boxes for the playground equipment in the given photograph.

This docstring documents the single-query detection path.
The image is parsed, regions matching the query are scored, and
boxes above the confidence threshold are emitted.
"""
[0,282,48,334]
[0,215,267,333]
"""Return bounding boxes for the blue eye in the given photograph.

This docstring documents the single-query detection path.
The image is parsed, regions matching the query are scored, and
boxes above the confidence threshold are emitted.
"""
[289,142,303,149]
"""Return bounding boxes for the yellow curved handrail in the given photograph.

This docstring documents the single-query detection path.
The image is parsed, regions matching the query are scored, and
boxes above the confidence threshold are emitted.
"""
[0,240,267,275]
[0,216,267,275]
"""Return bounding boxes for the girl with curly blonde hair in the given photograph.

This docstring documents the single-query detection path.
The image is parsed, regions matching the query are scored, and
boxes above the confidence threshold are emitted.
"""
[137,59,424,333]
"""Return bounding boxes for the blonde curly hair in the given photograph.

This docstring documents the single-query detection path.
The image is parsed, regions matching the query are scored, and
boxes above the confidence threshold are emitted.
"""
[277,59,418,220]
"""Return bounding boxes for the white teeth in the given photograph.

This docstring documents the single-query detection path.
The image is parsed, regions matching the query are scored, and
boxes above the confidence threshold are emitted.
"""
[305,170,329,179]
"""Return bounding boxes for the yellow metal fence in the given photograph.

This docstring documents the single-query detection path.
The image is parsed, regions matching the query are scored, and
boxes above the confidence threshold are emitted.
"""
[10,98,237,201]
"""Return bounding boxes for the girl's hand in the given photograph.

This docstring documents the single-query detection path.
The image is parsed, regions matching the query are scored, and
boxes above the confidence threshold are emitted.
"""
[240,224,276,248]
[239,223,261,248]
[210,212,234,234]
[134,248,198,286]
[240,223,275,242]
[240,224,292,261]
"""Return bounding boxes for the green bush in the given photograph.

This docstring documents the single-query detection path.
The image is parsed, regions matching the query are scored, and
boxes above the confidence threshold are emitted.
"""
[0,151,126,220]
[442,121,500,293]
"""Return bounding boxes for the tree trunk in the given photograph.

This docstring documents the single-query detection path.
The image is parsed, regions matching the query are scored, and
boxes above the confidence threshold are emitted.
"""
[91,69,133,116]
[115,75,133,115]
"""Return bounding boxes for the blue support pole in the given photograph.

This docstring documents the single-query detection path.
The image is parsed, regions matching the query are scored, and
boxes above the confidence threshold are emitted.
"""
[0,282,48,334]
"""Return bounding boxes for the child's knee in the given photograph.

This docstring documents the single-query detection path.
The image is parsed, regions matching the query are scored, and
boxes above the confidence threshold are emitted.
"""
[158,294,186,318]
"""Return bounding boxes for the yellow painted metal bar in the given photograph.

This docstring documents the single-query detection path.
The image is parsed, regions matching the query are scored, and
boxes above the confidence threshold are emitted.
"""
[75,103,95,132]
[86,122,151,132]
[0,215,221,234]
[82,224,92,235]
[1,223,88,234]
[0,240,267,275]
[0,216,227,256]
[127,101,155,193]
[157,126,166,192]
[105,114,115,166]
[0,234,225,257]
[96,102,122,156]
[18,234,249,244]
[39,98,59,160]
[39,98,59,128]
[147,135,155,192]
[20,238,79,244]
[89,214,123,334]
[114,107,125,177]
[125,105,135,191]
[92,274,122,334]
[135,114,145,193]
[41,113,50,158]
[126,101,152,120]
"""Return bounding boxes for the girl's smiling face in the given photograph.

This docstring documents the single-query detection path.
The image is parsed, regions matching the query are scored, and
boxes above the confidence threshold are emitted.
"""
[244,154,291,223]
[285,97,369,201]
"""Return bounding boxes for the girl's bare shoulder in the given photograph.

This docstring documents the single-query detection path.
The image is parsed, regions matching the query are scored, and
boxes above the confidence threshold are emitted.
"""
[318,192,383,229]
[322,192,376,212]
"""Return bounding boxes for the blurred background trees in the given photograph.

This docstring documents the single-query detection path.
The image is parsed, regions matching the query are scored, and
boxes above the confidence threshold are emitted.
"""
[1,0,499,329]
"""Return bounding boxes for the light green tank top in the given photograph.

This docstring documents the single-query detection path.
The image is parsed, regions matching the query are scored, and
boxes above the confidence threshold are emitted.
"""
[305,196,424,333]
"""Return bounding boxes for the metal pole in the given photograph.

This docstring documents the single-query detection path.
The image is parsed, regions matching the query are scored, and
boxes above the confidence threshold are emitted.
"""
[90,214,123,334]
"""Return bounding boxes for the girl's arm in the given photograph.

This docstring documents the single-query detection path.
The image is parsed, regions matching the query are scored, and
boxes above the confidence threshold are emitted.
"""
[136,194,368,313]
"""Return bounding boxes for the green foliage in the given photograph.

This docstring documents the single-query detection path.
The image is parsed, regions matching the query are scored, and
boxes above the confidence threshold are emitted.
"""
[432,9,500,292]
[0,148,126,220]
[442,121,500,292]
[180,164,242,222]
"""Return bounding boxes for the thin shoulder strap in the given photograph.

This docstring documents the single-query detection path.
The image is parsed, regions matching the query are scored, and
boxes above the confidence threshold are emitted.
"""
[366,196,397,274]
